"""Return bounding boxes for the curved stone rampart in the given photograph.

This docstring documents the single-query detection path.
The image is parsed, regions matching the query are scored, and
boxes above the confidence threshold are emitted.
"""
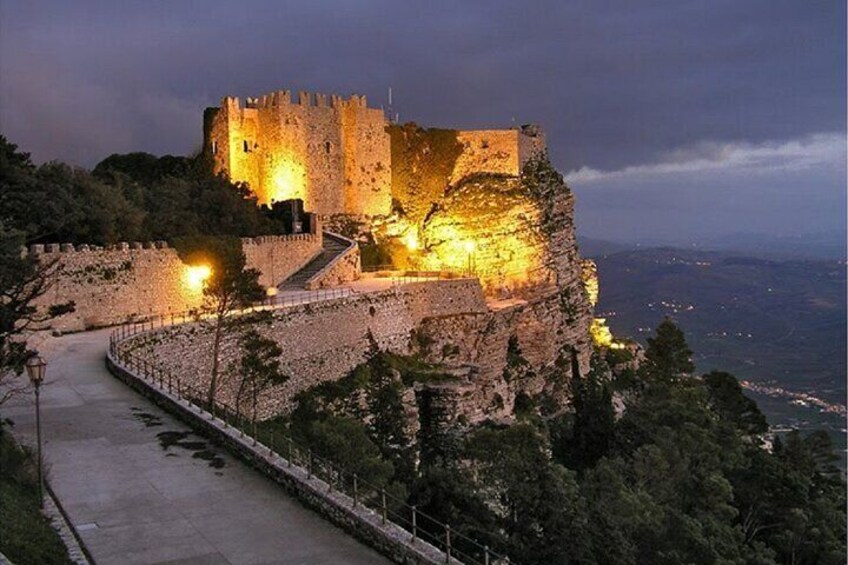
[31,234,323,332]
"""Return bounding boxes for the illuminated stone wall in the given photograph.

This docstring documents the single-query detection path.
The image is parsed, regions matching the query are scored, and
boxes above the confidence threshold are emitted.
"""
[31,234,323,332]
[242,233,322,288]
[205,91,391,216]
[122,279,489,416]
[451,126,546,184]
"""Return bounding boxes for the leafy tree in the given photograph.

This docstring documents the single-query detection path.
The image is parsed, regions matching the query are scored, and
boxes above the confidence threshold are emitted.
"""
[703,371,768,435]
[365,354,417,485]
[643,317,694,382]
[231,329,288,425]
[0,225,74,407]
[554,358,616,472]
[465,424,594,564]
[174,236,264,406]
[1,138,280,246]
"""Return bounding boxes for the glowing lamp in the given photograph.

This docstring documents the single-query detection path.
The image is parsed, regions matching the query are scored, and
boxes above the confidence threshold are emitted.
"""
[403,231,420,251]
[463,240,476,254]
[184,264,212,291]
[266,287,279,297]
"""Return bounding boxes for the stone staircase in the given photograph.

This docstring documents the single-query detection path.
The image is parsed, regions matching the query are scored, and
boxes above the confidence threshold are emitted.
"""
[280,233,351,290]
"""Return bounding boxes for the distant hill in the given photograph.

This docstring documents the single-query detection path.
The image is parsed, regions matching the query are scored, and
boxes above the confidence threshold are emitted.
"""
[577,236,634,257]
[704,231,846,260]
[594,247,846,451]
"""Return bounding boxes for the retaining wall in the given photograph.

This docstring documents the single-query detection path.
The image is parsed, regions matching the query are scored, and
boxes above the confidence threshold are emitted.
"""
[122,279,488,417]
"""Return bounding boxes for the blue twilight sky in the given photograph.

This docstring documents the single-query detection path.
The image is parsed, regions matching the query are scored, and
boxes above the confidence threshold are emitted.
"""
[0,1,844,245]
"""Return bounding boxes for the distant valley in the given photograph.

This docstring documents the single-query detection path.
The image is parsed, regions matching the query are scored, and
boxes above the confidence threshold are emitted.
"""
[583,243,847,457]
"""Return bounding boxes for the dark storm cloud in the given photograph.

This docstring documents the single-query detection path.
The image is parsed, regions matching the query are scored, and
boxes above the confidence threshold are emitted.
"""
[0,0,844,241]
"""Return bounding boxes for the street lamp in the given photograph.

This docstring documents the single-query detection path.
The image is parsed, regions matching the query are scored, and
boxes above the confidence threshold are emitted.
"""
[463,241,476,275]
[25,355,47,508]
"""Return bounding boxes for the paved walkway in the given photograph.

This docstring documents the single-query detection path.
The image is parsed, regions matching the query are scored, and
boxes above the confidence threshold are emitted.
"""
[3,329,389,565]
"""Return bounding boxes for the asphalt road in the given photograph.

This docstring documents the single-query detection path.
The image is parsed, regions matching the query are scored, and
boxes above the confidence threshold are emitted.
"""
[3,328,389,565]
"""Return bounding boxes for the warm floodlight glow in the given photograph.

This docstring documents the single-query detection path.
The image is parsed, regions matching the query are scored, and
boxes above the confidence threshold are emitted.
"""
[403,230,420,251]
[184,265,212,292]
[463,240,476,254]
[268,155,307,204]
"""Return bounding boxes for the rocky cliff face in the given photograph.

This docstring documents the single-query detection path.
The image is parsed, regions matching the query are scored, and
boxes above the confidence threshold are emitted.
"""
[396,156,595,424]
[325,147,596,426]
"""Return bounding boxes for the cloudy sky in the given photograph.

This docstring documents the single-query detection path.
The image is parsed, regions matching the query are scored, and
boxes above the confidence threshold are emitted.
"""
[1,1,844,245]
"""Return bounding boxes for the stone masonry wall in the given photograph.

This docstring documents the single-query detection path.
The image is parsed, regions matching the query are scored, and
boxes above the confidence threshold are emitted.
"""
[450,126,546,185]
[123,279,488,417]
[242,233,322,288]
[205,91,392,216]
[32,234,323,332]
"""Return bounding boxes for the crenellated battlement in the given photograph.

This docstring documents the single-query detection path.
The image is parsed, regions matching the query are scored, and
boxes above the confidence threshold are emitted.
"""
[30,241,170,255]
[230,90,369,111]
[30,233,323,256]
[206,86,546,217]
[240,233,319,245]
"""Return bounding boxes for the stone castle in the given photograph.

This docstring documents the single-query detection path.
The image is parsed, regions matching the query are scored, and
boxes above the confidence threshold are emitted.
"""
[36,86,606,428]
[204,90,545,215]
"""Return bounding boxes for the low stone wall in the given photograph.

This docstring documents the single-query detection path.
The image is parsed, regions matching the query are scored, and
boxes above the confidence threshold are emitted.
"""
[32,234,322,332]
[242,233,323,288]
[105,350,458,565]
[121,279,488,417]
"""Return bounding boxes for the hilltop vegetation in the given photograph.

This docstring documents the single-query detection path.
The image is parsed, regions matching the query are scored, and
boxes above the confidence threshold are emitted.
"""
[0,136,282,245]
[273,319,846,564]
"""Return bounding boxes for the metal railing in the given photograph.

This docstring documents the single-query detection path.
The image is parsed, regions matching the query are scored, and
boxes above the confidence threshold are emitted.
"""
[112,286,357,332]
[109,321,511,565]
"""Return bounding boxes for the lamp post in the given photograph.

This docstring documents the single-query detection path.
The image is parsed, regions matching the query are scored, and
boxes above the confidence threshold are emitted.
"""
[463,241,476,276]
[25,355,47,508]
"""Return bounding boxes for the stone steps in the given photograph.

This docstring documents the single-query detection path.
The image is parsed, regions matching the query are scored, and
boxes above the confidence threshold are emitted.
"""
[280,235,349,289]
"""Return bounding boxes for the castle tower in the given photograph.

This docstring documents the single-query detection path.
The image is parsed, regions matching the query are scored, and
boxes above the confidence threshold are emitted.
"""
[204,90,392,216]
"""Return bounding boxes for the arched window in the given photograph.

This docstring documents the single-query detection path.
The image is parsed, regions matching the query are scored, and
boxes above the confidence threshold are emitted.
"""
[325,141,332,154]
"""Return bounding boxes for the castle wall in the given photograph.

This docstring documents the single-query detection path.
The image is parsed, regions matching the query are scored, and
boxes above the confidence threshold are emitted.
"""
[123,279,488,416]
[240,233,323,288]
[32,234,323,332]
[340,102,393,215]
[206,92,391,216]
[450,126,546,184]
[120,266,591,424]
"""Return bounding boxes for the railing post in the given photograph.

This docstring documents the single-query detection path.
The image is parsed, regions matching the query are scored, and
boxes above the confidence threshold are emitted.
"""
[307,450,313,479]
[381,488,387,525]
[411,505,417,544]
[352,474,358,508]
[445,525,451,563]
[484,546,490,565]
[287,436,293,467]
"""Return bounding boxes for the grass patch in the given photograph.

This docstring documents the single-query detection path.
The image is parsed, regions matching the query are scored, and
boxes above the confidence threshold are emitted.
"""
[0,429,73,564]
